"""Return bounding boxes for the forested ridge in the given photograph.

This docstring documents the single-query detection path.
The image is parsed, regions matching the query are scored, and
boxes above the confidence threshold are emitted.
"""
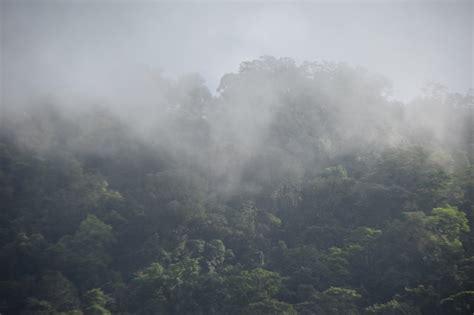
[1,57,473,314]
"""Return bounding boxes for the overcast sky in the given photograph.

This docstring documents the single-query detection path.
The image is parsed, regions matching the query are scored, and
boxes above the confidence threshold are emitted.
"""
[1,0,472,105]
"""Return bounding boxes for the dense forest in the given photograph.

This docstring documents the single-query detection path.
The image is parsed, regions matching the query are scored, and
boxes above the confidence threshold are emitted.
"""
[1,57,473,314]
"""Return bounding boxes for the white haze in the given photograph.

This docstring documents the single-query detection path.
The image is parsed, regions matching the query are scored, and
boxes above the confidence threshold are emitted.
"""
[1,0,472,108]
[0,1,472,195]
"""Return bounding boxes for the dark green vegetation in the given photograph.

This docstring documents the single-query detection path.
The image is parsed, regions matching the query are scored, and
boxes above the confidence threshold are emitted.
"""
[1,57,473,314]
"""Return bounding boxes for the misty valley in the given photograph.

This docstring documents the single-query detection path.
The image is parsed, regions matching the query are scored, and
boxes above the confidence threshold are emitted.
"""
[0,56,473,314]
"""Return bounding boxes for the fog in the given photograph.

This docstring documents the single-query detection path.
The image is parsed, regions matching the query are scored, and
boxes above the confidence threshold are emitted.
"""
[1,2,474,313]
[0,1,472,193]
[1,0,472,106]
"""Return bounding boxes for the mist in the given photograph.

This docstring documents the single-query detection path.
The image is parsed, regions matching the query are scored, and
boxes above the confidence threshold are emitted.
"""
[0,1,473,314]
[2,0,472,181]
[2,0,472,105]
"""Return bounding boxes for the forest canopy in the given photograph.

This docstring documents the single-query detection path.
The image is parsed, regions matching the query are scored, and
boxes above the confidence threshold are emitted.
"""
[0,56,473,314]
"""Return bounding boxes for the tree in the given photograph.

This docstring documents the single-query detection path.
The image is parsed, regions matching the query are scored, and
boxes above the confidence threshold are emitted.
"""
[82,288,111,315]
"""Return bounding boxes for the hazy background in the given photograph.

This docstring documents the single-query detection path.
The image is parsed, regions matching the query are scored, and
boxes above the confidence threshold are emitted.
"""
[1,0,472,109]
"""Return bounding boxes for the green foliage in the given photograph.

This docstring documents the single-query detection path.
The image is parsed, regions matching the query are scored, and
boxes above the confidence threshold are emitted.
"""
[427,206,469,249]
[130,258,206,314]
[82,288,111,315]
[49,214,116,289]
[0,58,472,314]
[225,268,283,306]
[441,291,474,314]
[365,299,421,315]
[323,286,361,300]
[245,299,297,315]
[75,214,115,247]
[23,298,57,314]
[35,271,80,312]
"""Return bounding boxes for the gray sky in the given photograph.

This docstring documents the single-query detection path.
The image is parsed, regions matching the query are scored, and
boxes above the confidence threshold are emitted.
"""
[1,0,472,104]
